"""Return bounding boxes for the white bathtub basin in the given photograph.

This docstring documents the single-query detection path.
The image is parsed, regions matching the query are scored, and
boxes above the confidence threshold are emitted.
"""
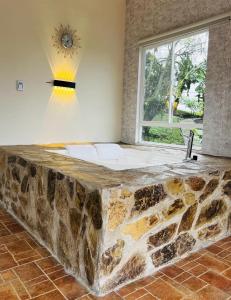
[46,145,186,171]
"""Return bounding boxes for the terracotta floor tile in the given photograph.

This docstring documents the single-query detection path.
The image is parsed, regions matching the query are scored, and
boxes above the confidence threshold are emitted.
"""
[224,255,231,264]
[14,262,44,282]
[31,289,66,300]
[7,223,25,234]
[47,268,67,281]
[218,250,231,259]
[0,234,19,246]
[135,276,156,289]
[79,296,91,300]
[34,247,50,258]
[161,275,194,297]
[174,272,192,283]
[206,244,223,255]
[1,270,17,282]
[0,283,19,300]
[6,240,32,255]
[25,275,48,287]
[161,265,184,278]
[124,288,148,299]
[117,282,138,297]
[197,285,230,300]
[89,292,122,299]
[0,253,17,271]
[196,254,230,273]
[146,278,183,300]
[36,257,59,271]
[181,261,196,271]
[19,255,41,266]
[138,294,158,300]
[189,265,208,277]
[14,249,39,262]
[199,271,231,294]
[27,279,56,298]
[223,268,231,280]
[0,228,11,237]
[182,276,207,292]
[45,265,63,274]
[11,278,30,299]
[54,275,88,299]
[0,245,8,254]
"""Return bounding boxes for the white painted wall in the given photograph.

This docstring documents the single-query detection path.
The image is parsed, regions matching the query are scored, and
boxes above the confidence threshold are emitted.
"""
[0,0,125,145]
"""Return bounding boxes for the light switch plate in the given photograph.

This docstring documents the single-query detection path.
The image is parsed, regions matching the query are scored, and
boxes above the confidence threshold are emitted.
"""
[16,80,24,91]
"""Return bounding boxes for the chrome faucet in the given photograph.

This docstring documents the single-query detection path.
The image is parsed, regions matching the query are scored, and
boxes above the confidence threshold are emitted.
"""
[185,130,195,161]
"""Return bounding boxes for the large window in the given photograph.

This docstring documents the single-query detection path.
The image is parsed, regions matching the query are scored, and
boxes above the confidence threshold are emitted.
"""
[138,30,209,147]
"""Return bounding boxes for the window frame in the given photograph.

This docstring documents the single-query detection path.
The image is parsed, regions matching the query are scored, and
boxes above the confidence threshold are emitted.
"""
[137,28,209,147]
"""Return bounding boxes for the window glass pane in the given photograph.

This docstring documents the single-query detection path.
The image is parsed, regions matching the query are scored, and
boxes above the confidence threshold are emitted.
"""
[143,43,172,121]
[172,32,209,126]
[142,126,203,146]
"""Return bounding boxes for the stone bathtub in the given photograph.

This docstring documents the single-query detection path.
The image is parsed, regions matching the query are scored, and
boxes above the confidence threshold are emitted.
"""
[0,145,230,296]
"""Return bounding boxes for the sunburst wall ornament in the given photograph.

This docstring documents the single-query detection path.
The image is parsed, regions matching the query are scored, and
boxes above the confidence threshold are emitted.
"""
[52,24,81,58]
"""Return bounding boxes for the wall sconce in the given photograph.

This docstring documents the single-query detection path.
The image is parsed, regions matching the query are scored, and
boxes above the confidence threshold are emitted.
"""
[53,80,76,89]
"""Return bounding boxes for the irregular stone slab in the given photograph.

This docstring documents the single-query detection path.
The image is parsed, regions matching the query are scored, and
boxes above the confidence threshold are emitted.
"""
[8,156,17,164]
[21,175,29,193]
[55,181,68,219]
[148,223,177,249]
[132,184,166,215]
[183,192,196,205]
[198,223,221,240]
[47,169,56,209]
[84,238,95,286]
[166,178,185,196]
[30,165,37,177]
[12,167,20,183]
[88,222,99,259]
[176,233,196,256]
[86,190,102,230]
[223,181,231,198]
[106,254,145,290]
[17,157,27,167]
[228,214,231,232]
[163,199,185,220]
[151,243,176,267]
[76,182,86,210]
[122,215,159,240]
[121,189,133,199]
[108,200,127,231]
[223,170,231,180]
[199,179,219,203]
[101,240,125,275]
[0,153,6,170]
[57,220,71,269]
[69,208,81,237]
[196,199,227,228]
[178,204,198,233]
[186,176,206,191]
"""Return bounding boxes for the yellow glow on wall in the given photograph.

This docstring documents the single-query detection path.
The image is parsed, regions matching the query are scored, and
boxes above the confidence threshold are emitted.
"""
[51,86,76,103]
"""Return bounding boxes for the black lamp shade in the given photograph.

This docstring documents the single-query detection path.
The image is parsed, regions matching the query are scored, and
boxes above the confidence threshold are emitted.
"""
[53,80,76,89]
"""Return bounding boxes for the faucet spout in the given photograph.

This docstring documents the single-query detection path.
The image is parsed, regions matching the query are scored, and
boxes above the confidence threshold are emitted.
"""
[185,130,194,160]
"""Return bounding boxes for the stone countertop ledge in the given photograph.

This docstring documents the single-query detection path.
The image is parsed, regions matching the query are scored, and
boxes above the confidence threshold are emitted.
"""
[0,144,231,189]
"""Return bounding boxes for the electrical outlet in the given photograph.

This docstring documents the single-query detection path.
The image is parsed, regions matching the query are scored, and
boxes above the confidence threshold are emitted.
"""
[16,80,24,92]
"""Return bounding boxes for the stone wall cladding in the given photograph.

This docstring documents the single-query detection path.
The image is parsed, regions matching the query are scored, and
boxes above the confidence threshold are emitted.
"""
[122,0,231,156]
[0,150,103,294]
[1,147,231,295]
[100,171,231,293]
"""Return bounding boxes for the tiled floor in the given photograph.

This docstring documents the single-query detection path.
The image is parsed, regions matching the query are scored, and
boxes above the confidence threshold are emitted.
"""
[0,208,230,300]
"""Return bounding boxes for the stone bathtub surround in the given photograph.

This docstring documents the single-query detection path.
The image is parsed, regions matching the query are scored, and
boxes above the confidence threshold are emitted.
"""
[0,145,231,296]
